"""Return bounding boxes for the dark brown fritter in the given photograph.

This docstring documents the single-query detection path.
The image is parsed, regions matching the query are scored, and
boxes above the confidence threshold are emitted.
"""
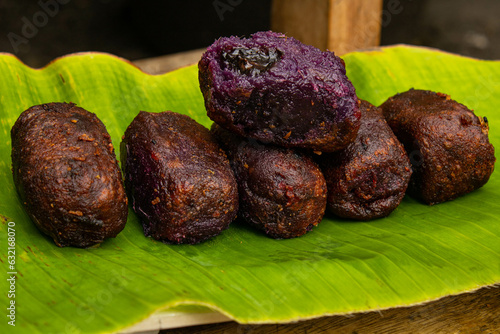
[318,100,412,220]
[11,102,128,248]
[211,124,327,239]
[380,89,495,205]
[121,111,238,244]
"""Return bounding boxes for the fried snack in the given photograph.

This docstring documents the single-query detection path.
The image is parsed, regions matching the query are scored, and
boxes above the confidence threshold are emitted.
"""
[380,89,495,205]
[199,31,360,152]
[11,102,128,247]
[211,124,327,239]
[318,100,412,220]
[121,111,238,244]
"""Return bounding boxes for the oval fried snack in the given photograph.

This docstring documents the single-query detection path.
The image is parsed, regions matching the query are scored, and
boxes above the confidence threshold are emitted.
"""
[211,124,327,239]
[318,100,412,220]
[121,111,238,244]
[199,31,360,152]
[11,102,128,247]
[380,89,495,205]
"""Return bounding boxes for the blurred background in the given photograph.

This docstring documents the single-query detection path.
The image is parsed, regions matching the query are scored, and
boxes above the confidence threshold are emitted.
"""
[1,0,499,68]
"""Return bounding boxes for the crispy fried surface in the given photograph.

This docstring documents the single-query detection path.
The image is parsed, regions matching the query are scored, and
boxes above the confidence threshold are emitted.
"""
[211,124,327,239]
[121,111,238,244]
[11,102,128,247]
[319,100,412,220]
[381,89,495,205]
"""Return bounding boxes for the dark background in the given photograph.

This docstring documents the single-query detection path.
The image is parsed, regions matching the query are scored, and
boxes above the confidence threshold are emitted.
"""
[1,0,499,68]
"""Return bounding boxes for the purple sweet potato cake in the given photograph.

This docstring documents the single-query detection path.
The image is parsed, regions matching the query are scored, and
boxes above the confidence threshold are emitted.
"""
[121,111,239,244]
[199,31,360,152]
[318,100,412,220]
[211,124,327,239]
[380,89,495,205]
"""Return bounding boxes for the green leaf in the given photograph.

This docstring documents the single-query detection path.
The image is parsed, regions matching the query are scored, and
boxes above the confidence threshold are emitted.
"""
[1,46,499,334]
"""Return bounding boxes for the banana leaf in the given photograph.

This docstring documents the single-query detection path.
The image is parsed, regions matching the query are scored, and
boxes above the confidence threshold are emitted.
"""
[0,45,499,334]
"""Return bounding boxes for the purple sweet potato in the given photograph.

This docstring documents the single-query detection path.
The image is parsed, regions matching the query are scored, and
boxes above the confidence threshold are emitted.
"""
[199,31,360,152]
[11,102,128,247]
[211,124,327,239]
[318,100,412,220]
[380,89,495,205]
[121,111,238,244]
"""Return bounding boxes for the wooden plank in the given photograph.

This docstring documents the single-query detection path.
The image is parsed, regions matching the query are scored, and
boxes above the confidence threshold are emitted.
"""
[271,0,383,55]
[271,0,330,50]
[132,48,206,74]
[328,0,383,54]
[161,286,500,333]
[118,309,230,334]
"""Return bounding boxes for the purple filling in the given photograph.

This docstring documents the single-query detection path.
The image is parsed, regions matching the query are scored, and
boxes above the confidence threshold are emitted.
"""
[199,31,360,152]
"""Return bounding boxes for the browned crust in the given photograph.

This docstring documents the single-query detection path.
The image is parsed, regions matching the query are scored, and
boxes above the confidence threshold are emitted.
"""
[11,102,128,247]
